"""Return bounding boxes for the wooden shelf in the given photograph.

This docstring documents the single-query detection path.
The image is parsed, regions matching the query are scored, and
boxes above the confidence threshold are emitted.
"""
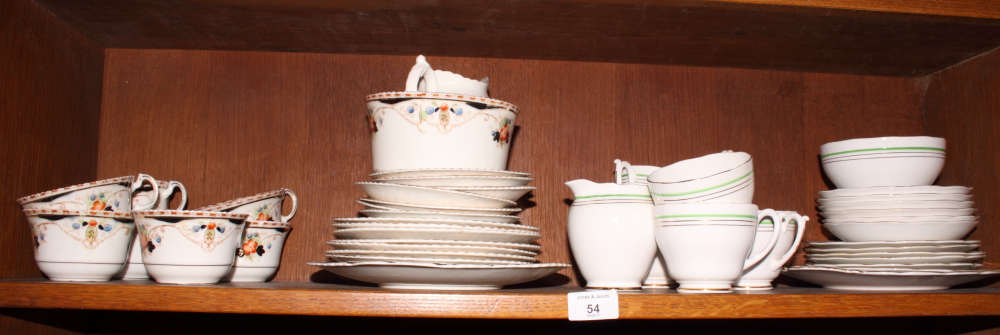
[30,0,1000,77]
[2,279,1000,319]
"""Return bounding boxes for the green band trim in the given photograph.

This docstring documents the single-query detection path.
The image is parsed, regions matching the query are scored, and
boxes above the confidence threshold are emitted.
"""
[655,214,756,219]
[651,170,753,197]
[575,194,652,200]
[621,174,650,178]
[821,147,945,158]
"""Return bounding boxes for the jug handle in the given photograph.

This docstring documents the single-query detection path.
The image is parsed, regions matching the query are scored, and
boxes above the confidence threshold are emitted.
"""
[770,214,809,270]
[404,55,438,93]
[743,209,784,271]
[614,159,636,185]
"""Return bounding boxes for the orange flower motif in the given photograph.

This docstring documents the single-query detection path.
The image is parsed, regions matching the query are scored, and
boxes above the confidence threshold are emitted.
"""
[499,124,510,142]
[88,220,98,226]
[90,201,105,211]
[241,240,258,256]
[439,103,449,112]
[207,222,217,230]
[257,213,271,221]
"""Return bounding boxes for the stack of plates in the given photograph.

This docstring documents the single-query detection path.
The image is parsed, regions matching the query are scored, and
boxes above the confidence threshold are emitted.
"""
[816,186,978,241]
[311,168,569,290]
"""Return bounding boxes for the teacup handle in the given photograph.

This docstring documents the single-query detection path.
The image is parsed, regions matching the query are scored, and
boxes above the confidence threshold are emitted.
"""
[163,181,188,210]
[613,159,637,185]
[282,189,298,222]
[743,209,785,271]
[769,213,809,271]
[404,55,438,93]
[130,174,159,211]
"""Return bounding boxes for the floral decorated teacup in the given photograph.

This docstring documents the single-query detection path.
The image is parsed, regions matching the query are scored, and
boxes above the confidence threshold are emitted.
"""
[22,208,135,281]
[222,220,292,282]
[118,180,189,280]
[18,174,159,212]
[195,188,297,222]
[132,210,249,284]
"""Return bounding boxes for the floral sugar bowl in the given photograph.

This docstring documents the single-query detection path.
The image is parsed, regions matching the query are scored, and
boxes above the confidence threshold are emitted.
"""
[223,220,292,282]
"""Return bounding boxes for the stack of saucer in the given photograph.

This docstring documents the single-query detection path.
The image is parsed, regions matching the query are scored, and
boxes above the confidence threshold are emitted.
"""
[784,136,1000,290]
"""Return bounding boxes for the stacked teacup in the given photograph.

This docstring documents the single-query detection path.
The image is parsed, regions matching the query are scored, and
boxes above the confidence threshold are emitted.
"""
[803,136,986,273]
[645,151,808,293]
[313,56,568,290]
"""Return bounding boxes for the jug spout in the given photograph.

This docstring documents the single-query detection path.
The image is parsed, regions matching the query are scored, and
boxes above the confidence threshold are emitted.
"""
[565,179,599,198]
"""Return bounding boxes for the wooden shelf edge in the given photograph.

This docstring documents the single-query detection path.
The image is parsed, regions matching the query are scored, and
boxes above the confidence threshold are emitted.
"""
[1,280,999,319]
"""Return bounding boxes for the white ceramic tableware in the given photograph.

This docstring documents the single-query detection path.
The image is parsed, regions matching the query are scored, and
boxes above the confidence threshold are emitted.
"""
[642,254,674,288]
[326,249,536,262]
[326,255,529,265]
[326,240,539,256]
[736,211,809,290]
[819,208,975,220]
[818,200,974,212]
[806,244,980,253]
[133,210,248,284]
[653,203,782,293]
[811,263,982,270]
[333,227,542,244]
[821,215,977,224]
[807,254,984,264]
[615,159,660,185]
[818,185,971,198]
[436,186,535,201]
[332,217,538,231]
[647,151,754,204]
[366,91,518,172]
[222,220,291,282]
[806,251,983,259]
[823,220,977,241]
[360,209,521,223]
[370,168,531,179]
[357,198,522,215]
[19,174,159,212]
[375,176,534,187]
[357,182,517,208]
[327,239,541,251]
[22,209,135,281]
[406,55,489,97]
[331,222,538,232]
[118,180,189,280]
[807,240,979,249]
[816,193,972,205]
[782,266,1000,290]
[309,261,570,290]
[196,188,297,222]
[820,136,946,188]
[565,179,657,290]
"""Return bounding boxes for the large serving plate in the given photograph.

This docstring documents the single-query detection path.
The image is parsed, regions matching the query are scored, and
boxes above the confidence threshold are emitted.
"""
[370,169,532,179]
[811,263,983,270]
[332,217,537,231]
[325,255,530,265]
[327,240,539,256]
[782,266,1000,290]
[360,209,521,223]
[358,199,522,215]
[325,249,536,262]
[806,244,980,253]
[807,240,979,249]
[818,186,972,198]
[819,208,976,220]
[332,227,542,244]
[331,221,538,232]
[438,186,535,201]
[816,193,972,205]
[805,251,984,258]
[310,261,569,290]
[818,200,974,212]
[327,239,541,251]
[807,254,984,264]
[357,182,517,208]
[374,176,534,187]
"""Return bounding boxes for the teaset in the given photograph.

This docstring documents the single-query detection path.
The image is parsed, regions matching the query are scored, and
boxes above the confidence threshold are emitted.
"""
[17,175,297,284]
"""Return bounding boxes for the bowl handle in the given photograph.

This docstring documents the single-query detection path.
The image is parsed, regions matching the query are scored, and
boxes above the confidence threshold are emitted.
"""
[404,55,438,93]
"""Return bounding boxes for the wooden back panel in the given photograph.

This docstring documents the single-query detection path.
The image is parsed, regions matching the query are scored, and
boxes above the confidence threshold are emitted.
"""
[97,50,924,286]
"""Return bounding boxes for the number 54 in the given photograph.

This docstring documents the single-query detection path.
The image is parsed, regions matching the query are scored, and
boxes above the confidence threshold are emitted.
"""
[587,304,600,313]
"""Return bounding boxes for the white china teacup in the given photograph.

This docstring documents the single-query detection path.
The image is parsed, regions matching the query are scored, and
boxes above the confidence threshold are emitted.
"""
[647,151,754,204]
[18,174,159,212]
[195,188,297,222]
[118,180,189,280]
[22,209,135,281]
[735,211,809,290]
[566,179,657,290]
[406,55,489,97]
[133,210,249,284]
[222,220,292,282]
[653,203,781,293]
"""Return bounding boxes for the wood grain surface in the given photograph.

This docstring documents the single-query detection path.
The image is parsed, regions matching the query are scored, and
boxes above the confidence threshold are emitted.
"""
[95,50,925,287]
[0,280,998,320]
[924,48,1000,270]
[29,0,1000,77]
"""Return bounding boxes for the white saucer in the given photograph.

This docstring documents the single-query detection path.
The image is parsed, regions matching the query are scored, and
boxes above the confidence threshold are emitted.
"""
[309,261,569,290]
[359,209,521,223]
[438,186,535,201]
[358,199,522,215]
[325,249,537,262]
[806,244,980,253]
[816,193,972,205]
[811,263,983,270]
[806,251,984,258]
[807,240,979,249]
[374,176,534,187]
[325,255,531,265]
[818,186,972,198]
[332,227,542,244]
[370,169,532,179]
[782,266,1000,290]
[819,208,976,220]
[326,240,539,256]
[807,254,984,264]
[326,239,541,251]
[818,200,974,212]
[357,182,517,208]
[331,221,538,232]
[332,217,537,231]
